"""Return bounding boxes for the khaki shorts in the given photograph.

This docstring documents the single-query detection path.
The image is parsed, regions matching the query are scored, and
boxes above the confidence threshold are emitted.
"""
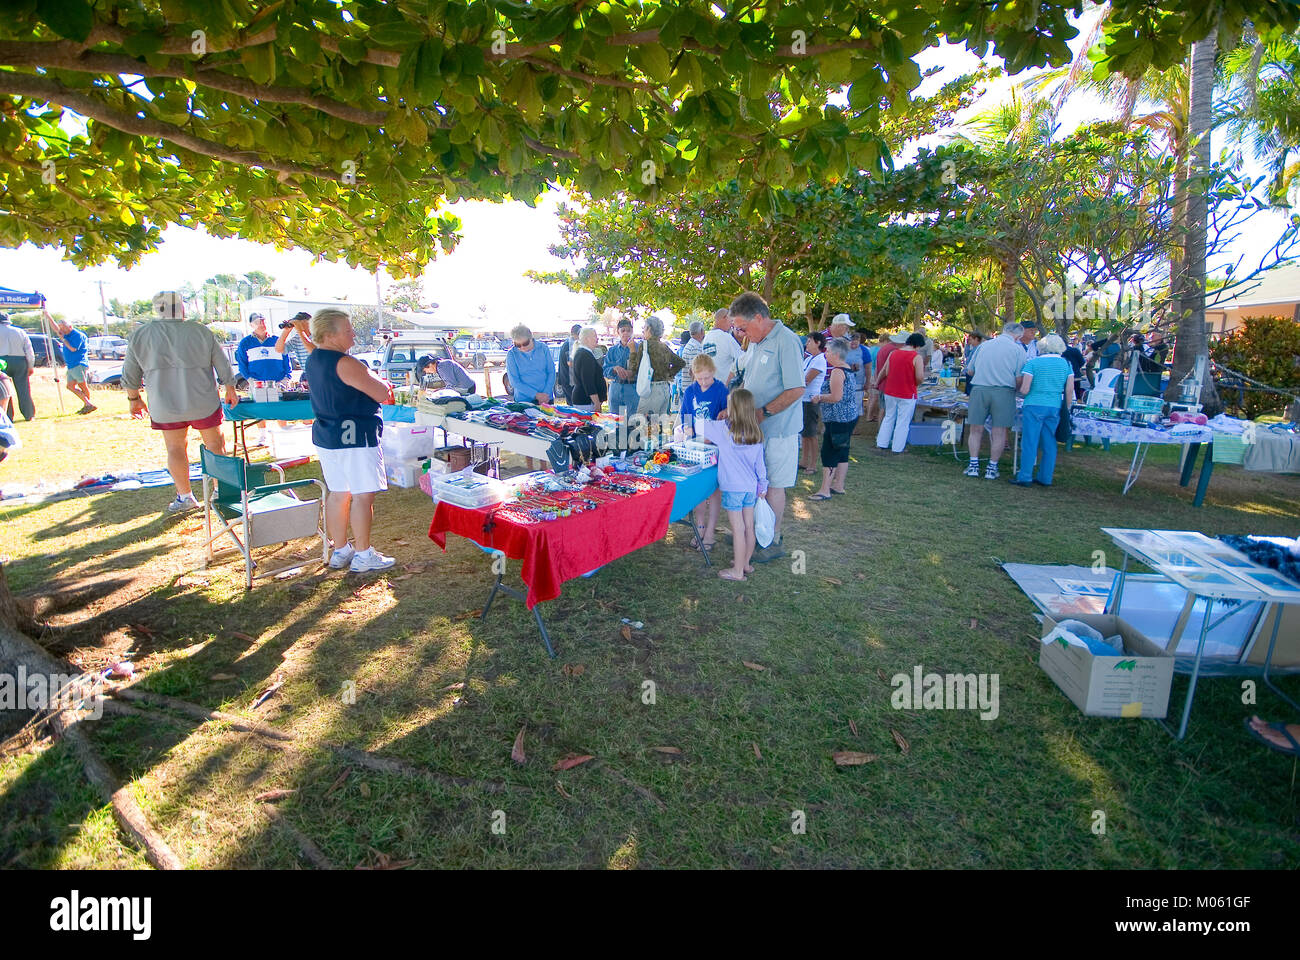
[968,385,1017,429]
[801,400,823,438]
[763,433,798,489]
[66,364,89,384]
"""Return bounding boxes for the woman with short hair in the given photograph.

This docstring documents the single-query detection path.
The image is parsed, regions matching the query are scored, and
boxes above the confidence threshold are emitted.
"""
[628,313,684,421]
[305,309,396,573]
[807,338,860,500]
[1011,333,1074,488]
[570,327,607,412]
[800,331,828,474]
[875,332,926,454]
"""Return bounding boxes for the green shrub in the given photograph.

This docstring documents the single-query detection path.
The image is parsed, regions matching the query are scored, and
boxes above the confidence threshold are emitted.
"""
[1210,314,1300,419]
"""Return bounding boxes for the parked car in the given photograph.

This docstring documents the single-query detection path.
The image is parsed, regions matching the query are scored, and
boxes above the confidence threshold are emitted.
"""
[21,331,53,366]
[87,335,128,359]
[352,351,384,371]
[87,363,124,387]
[452,336,509,369]
[379,334,451,382]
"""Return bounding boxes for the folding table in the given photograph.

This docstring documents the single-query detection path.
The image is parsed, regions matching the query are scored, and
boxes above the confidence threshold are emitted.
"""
[222,398,315,462]
[1101,528,1300,739]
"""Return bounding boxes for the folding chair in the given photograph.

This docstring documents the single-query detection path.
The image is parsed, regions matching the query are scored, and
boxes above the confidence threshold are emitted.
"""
[199,445,328,590]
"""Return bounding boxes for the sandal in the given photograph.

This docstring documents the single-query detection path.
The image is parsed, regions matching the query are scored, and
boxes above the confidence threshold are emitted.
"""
[830,488,846,495]
[690,535,716,550]
[718,569,746,581]
[1244,716,1300,757]
[808,493,832,501]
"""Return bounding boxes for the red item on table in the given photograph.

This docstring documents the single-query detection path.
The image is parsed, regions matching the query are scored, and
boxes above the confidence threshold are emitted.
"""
[429,482,674,609]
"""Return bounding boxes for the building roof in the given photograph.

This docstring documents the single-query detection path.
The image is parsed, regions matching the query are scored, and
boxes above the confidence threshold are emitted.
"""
[1211,264,1300,309]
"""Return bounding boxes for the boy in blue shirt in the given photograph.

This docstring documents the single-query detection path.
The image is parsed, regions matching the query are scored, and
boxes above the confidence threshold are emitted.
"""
[52,315,95,414]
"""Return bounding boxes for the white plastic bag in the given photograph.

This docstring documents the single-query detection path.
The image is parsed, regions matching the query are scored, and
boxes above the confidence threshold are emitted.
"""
[635,340,653,398]
[754,496,775,548]
[1041,618,1103,649]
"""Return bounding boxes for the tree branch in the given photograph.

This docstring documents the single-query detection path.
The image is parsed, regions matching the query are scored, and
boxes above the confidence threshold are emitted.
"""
[0,73,347,182]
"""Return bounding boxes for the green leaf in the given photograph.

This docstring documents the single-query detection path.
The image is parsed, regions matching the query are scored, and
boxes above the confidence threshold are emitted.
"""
[337,37,368,65]
[39,0,94,41]
[414,38,443,101]
[368,20,427,47]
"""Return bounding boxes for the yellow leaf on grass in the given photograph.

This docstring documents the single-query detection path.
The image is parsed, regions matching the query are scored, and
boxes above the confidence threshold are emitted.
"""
[891,729,910,755]
[553,754,594,771]
[562,664,586,677]
[752,742,762,759]
[832,751,878,766]
[511,727,526,765]
[822,577,843,586]
[650,746,682,754]
[742,661,766,671]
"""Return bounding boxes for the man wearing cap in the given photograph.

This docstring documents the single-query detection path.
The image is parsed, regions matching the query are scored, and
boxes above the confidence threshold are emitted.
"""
[729,291,805,563]
[276,311,314,378]
[1019,321,1040,359]
[0,312,36,420]
[123,290,238,513]
[236,313,291,385]
[50,312,96,414]
[963,322,1026,481]
[702,307,743,387]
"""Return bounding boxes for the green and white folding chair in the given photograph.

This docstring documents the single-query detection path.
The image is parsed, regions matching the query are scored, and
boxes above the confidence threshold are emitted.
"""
[200,445,328,590]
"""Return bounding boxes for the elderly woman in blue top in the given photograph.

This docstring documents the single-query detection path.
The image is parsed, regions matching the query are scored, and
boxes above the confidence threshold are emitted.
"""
[505,323,555,405]
[305,309,397,573]
[1011,333,1074,488]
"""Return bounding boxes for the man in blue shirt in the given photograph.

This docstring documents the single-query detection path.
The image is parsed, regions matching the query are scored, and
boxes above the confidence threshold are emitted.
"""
[236,313,291,384]
[505,323,555,404]
[602,317,637,420]
[52,315,95,414]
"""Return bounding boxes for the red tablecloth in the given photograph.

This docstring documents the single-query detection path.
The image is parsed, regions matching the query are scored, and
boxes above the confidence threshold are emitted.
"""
[428,482,675,608]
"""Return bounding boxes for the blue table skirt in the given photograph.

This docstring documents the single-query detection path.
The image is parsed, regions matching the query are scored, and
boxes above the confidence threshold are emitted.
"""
[667,466,719,523]
[223,399,315,422]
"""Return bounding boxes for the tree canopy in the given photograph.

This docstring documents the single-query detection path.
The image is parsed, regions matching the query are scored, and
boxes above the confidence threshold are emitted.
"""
[4,0,1279,275]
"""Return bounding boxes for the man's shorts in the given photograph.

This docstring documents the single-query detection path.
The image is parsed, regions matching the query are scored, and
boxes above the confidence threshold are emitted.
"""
[150,406,224,432]
[763,433,798,489]
[66,364,88,384]
[967,385,1017,429]
[721,489,758,511]
[316,444,388,494]
[801,400,823,438]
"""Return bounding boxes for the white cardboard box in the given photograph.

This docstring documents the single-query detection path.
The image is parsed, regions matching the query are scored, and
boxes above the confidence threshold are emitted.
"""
[1039,614,1175,719]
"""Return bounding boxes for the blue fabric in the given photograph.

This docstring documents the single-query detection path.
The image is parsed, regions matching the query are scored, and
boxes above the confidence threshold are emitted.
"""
[609,381,639,421]
[1021,354,1071,406]
[1017,404,1061,484]
[603,341,632,381]
[681,379,729,425]
[435,358,475,392]
[819,366,861,423]
[235,334,290,382]
[224,399,314,422]
[60,328,87,368]
[304,348,381,449]
[505,343,555,401]
[667,466,718,523]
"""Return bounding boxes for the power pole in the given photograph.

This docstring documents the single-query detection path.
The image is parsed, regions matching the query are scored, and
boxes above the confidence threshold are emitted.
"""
[375,267,384,332]
[94,279,108,334]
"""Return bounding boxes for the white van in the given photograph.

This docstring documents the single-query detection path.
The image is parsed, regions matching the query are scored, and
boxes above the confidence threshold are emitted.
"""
[87,335,128,359]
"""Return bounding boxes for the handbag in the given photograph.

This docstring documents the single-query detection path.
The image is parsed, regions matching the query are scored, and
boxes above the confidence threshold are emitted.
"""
[1055,390,1072,444]
[635,340,653,398]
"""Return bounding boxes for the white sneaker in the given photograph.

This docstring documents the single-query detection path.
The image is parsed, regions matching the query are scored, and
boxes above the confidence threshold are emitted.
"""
[166,493,200,513]
[349,547,395,573]
[963,459,981,478]
[328,543,356,569]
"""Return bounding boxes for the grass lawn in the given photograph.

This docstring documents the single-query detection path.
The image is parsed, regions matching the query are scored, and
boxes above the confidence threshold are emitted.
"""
[2,405,1300,869]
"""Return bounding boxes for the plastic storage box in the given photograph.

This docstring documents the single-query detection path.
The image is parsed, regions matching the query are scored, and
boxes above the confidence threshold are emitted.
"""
[428,470,507,508]
[268,424,314,460]
[385,457,427,489]
[669,440,719,467]
[381,424,439,460]
[908,422,946,446]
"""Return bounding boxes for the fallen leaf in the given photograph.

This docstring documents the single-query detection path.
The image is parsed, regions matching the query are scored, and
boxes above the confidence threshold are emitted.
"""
[553,754,594,771]
[555,782,572,800]
[254,789,296,803]
[969,617,978,629]
[848,718,858,737]
[832,751,878,766]
[210,673,237,681]
[561,663,586,677]
[853,572,866,580]
[359,782,371,798]
[752,742,762,760]
[511,726,526,765]
[130,623,154,637]
[876,668,888,683]
[682,623,699,631]
[891,729,911,756]
[649,746,682,755]
[742,661,766,672]
[403,563,427,573]
[324,768,351,798]
[394,539,410,546]
[232,632,256,642]
[394,574,413,581]
[453,609,483,621]
[356,848,415,870]
[441,682,465,692]
[620,625,632,641]
[822,577,843,586]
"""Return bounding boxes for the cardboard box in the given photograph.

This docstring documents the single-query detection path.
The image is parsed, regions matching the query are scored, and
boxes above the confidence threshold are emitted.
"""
[1039,614,1174,718]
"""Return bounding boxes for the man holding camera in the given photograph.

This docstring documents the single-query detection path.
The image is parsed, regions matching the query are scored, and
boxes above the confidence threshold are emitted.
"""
[276,311,315,380]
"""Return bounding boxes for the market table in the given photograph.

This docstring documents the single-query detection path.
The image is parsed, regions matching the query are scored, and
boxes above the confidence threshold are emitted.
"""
[1102,527,1300,739]
[1071,415,1213,499]
[428,471,715,657]
[417,409,620,475]
[222,398,315,462]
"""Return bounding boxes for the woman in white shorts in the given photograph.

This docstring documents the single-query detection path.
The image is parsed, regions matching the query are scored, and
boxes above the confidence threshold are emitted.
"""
[304,309,397,573]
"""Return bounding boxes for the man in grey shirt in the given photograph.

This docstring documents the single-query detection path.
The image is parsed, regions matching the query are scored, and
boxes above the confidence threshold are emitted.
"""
[731,291,805,563]
[123,291,238,512]
[964,321,1027,480]
[0,312,36,420]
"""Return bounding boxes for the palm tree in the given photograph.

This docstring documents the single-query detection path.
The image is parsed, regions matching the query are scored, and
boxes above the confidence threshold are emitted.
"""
[1223,30,1300,207]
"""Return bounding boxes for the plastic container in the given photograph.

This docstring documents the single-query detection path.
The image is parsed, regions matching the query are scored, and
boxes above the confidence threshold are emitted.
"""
[428,469,507,508]
[381,423,439,460]
[250,381,281,403]
[268,423,315,459]
[385,456,427,488]
[907,422,945,446]
[1212,434,1247,465]
[669,440,719,467]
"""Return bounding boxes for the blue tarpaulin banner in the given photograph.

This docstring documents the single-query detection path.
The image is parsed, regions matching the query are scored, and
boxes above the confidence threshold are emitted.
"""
[0,286,44,308]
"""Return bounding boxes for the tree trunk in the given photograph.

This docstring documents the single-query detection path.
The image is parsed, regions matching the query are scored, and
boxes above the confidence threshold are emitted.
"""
[998,256,1019,326]
[1172,23,1223,414]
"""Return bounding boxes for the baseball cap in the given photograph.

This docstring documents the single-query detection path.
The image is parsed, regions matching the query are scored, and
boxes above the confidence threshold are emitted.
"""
[249,312,265,321]
[832,313,854,328]
[889,333,908,344]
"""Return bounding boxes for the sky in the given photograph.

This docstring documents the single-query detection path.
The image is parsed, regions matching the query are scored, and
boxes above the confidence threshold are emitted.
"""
[1,11,1292,329]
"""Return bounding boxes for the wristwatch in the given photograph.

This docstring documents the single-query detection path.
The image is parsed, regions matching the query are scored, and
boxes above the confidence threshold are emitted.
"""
[761,404,772,417]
